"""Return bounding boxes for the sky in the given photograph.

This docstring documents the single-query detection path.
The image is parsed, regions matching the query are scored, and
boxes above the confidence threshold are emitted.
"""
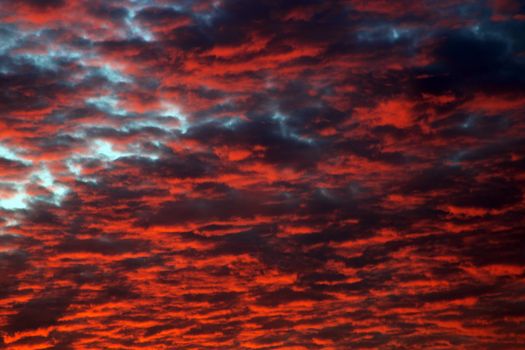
[0,0,524,349]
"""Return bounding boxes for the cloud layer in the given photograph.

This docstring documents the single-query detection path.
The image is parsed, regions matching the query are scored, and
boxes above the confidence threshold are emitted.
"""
[1,0,524,349]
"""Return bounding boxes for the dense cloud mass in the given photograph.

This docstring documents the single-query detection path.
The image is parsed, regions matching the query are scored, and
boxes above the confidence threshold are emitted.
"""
[1,0,525,349]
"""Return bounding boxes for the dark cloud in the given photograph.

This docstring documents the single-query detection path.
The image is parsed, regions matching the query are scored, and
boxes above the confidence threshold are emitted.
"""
[6,290,76,333]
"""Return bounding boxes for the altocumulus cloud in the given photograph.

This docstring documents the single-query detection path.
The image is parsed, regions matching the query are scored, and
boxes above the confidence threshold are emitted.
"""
[0,0,525,349]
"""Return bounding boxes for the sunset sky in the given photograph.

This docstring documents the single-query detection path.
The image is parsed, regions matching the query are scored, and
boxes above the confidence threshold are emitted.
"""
[1,0,525,349]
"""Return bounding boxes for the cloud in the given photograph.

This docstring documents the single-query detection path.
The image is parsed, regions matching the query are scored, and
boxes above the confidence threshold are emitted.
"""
[1,0,524,349]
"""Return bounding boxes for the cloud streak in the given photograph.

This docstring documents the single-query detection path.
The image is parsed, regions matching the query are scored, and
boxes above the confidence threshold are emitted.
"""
[1,0,524,349]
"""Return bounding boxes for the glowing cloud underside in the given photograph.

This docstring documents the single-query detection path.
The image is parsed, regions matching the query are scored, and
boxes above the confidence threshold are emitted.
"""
[0,1,524,349]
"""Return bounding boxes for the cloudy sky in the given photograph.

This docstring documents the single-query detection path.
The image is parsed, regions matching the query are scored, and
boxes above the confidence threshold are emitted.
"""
[1,0,524,349]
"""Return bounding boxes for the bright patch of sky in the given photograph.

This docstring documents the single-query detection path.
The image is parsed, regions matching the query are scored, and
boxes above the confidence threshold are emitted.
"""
[160,102,189,133]
[0,144,31,165]
[16,50,83,71]
[0,185,28,211]
[123,120,173,133]
[30,165,70,205]
[66,159,82,177]
[33,165,54,187]
[86,95,128,116]
[221,117,242,129]
[96,65,132,84]
[127,8,154,41]
[272,112,314,144]
[91,139,159,161]
[3,218,19,228]
[65,158,98,184]
[0,164,69,210]
[92,140,129,161]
